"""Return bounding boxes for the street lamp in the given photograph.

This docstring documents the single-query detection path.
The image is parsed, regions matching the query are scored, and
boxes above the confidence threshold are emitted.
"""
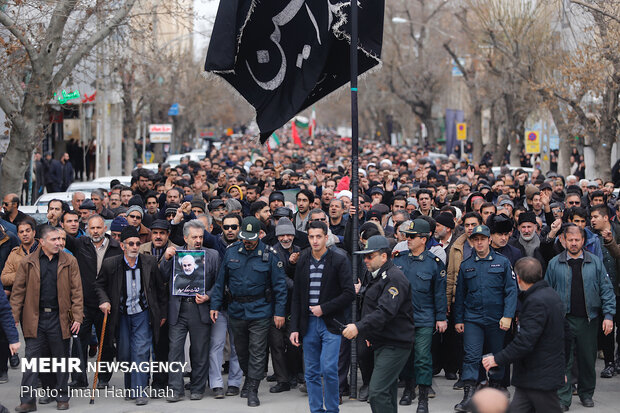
[392,17,408,24]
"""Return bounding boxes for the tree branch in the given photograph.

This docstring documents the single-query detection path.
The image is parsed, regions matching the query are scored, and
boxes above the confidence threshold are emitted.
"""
[570,0,620,24]
[0,93,25,132]
[0,9,38,63]
[51,0,138,89]
[443,42,470,82]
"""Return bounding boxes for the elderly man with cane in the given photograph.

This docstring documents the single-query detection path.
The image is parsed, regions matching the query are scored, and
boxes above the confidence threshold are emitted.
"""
[95,226,168,406]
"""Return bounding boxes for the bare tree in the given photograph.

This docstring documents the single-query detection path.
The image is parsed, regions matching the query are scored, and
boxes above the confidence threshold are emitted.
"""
[546,0,620,179]
[460,0,559,166]
[0,0,138,196]
[383,0,453,146]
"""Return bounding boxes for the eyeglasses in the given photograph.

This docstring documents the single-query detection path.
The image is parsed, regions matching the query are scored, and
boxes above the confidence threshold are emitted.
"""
[125,241,141,247]
[406,233,420,239]
[166,212,176,217]
[567,201,580,206]
[312,218,327,222]
[1,202,9,206]
[363,253,378,260]
[223,224,239,230]
[128,214,142,219]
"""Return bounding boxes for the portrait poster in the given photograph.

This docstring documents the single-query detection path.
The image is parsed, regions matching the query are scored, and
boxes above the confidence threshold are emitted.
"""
[172,250,206,296]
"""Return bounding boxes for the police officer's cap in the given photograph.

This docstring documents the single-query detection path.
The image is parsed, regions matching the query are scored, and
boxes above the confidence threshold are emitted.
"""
[403,219,431,236]
[239,216,261,241]
[354,235,390,255]
[469,225,491,238]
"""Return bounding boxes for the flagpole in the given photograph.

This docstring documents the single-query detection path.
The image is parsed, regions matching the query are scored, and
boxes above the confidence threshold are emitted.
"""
[349,0,360,400]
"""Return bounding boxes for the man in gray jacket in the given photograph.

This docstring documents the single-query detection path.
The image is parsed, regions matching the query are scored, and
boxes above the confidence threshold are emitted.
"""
[545,224,616,410]
[160,220,220,402]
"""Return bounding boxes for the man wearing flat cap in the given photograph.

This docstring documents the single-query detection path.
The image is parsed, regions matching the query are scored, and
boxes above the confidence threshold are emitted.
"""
[393,219,447,411]
[95,226,168,405]
[137,219,179,391]
[77,199,96,229]
[453,225,516,411]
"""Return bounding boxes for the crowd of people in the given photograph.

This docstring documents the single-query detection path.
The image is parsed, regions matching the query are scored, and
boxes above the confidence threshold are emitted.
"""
[0,133,618,413]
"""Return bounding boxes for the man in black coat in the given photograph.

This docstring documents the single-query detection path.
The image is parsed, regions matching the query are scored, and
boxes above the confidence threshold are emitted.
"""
[65,214,123,388]
[268,217,302,392]
[159,219,220,401]
[95,226,168,405]
[482,257,567,413]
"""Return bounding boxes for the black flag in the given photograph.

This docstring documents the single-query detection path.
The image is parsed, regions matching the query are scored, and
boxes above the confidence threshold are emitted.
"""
[205,0,384,143]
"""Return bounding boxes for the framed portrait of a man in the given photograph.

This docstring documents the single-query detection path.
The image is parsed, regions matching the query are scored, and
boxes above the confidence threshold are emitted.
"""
[172,250,206,296]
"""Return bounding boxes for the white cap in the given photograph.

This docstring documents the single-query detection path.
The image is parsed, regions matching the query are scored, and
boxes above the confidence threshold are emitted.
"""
[380,159,393,168]
[337,190,352,200]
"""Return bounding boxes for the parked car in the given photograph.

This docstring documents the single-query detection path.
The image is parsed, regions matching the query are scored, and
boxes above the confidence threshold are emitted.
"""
[19,191,91,214]
[67,181,108,192]
[138,163,159,173]
[92,175,132,187]
[491,166,534,177]
[166,153,201,167]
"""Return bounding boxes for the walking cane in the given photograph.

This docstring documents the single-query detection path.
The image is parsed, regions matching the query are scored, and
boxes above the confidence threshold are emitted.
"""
[90,312,108,404]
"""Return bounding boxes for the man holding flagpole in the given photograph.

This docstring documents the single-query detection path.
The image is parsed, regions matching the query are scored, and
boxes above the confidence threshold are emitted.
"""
[205,0,385,402]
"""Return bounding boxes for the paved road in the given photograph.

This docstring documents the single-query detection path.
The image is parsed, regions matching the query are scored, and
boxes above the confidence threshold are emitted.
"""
[1,353,619,412]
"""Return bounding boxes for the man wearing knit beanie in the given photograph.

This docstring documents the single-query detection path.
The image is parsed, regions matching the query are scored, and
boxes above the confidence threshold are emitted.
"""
[434,212,457,254]
[110,216,129,243]
[126,205,151,244]
[269,216,304,393]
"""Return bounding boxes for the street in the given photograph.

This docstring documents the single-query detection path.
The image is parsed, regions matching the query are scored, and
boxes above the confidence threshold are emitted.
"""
[1,352,618,412]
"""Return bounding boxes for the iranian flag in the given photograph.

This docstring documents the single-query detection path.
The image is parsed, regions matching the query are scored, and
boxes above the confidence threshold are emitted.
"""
[309,108,317,139]
[267,133,280,153]
[291,118,303,147]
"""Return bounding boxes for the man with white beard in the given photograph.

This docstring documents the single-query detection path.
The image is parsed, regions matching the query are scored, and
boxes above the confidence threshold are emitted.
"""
[509,211,551,272]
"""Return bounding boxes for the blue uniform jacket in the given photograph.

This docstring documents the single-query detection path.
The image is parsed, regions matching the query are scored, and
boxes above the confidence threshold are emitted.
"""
[544,250,616,321]
[454,249,517,325]
[211,240,287,320]
[394,250,447,327]
[0,279,19,344]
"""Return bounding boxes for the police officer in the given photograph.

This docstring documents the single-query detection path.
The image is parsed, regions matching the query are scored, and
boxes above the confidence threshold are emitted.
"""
[394,219,447,413]
[342,235,415,413]
[453,225,517,412]
[210,216,287,407]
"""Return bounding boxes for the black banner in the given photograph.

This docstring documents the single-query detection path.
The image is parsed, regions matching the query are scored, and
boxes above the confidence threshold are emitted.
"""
[205,0,384,143]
